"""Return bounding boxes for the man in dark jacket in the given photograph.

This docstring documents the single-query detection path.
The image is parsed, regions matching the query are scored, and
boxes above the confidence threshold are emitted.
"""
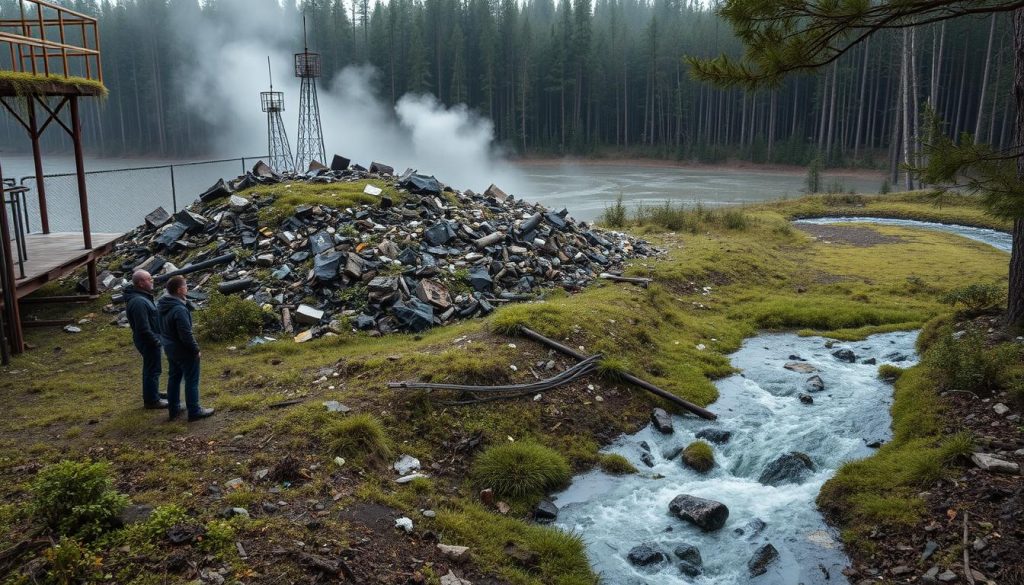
[158,275,214,422]
[124,270,166,409]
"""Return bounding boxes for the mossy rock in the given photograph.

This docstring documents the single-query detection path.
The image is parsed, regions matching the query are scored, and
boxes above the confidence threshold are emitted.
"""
[681,441,715,473]
[599,453,638,475]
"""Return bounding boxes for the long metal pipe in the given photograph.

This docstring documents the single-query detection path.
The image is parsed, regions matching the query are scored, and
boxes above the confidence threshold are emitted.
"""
[517,325,718,420]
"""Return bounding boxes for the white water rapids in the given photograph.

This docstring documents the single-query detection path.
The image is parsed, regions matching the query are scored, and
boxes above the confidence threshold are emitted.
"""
[553,331,920,585]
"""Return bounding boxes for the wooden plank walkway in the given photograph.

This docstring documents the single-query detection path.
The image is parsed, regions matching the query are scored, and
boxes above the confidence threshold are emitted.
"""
[13,232,122,298]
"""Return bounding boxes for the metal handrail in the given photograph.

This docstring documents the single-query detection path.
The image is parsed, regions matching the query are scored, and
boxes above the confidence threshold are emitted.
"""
[0,0,102,83]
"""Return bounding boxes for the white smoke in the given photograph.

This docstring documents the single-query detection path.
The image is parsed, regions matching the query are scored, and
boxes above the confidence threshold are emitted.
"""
[171,2,525,196]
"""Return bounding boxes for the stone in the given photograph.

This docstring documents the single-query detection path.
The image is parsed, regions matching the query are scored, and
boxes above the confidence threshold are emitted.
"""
[862,357,877,365]
[626,543,666,566]
[673,543,702,566]
[438,544,470,562]
[395,473,428,484]
[805,375,825,392]
[758,452,816,486]
[395,517,413,533]
[784,362,818,373]
[640,451,655,467]
[668,494,729,531]
[394,455,421,475]
[695,428,732,444]
[144,206,171,229]
[971,453,1020,474]
[391,299,434,333]
[228,194,251,211]
[679,560,702,576]
[534,499,558,522]
[891,565,913,576]
[921,565,940,584]
[921,540,939,561]
[313,251,343,280]
[733,517,767,538]
[63,325,82,334]
[651,408,674,434]
[832,348,857,362]
[993,403,1010,416]
[439,570,473,585]
[747,543,779,576]
[484,184,509,201]
[799,393,814,404]
[323,401,352,413]
[363,184,382,196]
[116,504,154,527]
[936,569,958,582]
[294,304,324,325]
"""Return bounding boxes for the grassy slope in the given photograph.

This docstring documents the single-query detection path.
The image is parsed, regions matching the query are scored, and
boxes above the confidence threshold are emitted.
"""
[0,191,1009,583]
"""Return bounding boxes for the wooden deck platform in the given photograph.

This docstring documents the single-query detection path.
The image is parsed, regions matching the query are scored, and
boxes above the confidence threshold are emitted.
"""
[13,232,121,298]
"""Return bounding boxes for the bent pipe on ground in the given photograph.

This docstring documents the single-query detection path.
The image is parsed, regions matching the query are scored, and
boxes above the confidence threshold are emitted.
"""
[516,325,718,420]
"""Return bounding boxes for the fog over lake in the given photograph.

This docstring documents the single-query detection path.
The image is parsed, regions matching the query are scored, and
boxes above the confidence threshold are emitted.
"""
[1,154,886,229]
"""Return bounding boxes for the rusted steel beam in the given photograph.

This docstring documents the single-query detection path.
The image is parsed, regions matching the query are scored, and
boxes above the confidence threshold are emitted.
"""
[516,325,718,420]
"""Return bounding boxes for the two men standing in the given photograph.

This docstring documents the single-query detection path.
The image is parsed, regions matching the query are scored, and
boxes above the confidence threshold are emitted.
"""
[125,270,214,422]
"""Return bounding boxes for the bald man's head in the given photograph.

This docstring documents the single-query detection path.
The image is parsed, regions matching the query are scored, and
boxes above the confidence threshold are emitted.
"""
[132,270,154,292]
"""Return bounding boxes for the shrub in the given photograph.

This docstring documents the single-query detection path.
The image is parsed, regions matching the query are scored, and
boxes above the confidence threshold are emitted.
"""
[44,537,101,585]
[879,178,891,194]
[939,283,1006,314]
[30,460,128,541]
[681,441,715,473]
[601,193,627,228]
[472,442,571,500]
[327,414,392,467]
[195,291,264,341]
[878,364,904,382]
[923,327,1021,396]
[598,453,637,475]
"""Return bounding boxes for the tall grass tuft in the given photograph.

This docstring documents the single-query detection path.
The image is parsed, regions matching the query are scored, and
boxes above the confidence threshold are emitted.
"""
[472,442,571,500]
[601,193,627,228]
[327,414,393,467]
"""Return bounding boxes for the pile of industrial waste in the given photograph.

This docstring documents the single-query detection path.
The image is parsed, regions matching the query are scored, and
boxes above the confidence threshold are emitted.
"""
[100,156,658,341]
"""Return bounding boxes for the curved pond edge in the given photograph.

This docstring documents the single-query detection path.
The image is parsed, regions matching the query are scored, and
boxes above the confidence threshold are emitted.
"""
[793,216,1011,253]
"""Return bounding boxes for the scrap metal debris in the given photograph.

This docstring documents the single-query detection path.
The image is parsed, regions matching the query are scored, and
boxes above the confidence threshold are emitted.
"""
[102,158,658,340]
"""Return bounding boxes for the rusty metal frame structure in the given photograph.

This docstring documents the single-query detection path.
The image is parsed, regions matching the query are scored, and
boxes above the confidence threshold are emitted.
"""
[0,0,105,363]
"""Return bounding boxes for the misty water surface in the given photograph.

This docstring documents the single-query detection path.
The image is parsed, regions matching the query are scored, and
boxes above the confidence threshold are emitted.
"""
[1,154,885,229]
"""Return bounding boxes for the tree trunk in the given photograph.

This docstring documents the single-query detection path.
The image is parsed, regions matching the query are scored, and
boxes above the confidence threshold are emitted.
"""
[976,13,998,140]
[930,21,945,109]
[1007,8,1024,328]
[902,29,913,190]
[854,37,870,159]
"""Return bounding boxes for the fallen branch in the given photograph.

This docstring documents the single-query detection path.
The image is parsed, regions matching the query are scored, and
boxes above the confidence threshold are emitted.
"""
[516,326,717,420]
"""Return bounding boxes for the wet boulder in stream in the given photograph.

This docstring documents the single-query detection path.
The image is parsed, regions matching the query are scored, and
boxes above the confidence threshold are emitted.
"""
[668,494,729,532]
[805,375,825,393]
[747,543,780,576]
[673,543,703,576]
[695,428,732,445]
[831,348,857,363]
[650,408,674,434]
[626,543,666,567]
[757,452,816,486]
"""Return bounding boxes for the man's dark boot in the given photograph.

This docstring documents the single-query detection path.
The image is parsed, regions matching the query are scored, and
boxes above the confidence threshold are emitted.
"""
[188,407,215,422]
[145,398,169,410]
[167,407,185,422]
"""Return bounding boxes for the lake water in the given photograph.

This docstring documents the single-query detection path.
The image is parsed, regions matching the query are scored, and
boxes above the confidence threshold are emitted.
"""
[1,153,885,231]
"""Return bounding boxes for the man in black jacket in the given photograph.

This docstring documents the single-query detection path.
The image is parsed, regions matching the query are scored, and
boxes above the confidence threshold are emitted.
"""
[158,275,214,422]
[124,270,166,409]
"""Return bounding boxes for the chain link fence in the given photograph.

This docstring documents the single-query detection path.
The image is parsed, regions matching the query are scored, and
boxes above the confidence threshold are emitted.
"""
[15,156,267,234]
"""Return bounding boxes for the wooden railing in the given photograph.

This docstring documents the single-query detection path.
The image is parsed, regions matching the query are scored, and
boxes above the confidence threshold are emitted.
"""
[0,0,102,83]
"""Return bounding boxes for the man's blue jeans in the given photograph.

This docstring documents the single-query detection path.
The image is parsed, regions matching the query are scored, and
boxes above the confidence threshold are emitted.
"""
[166,352,201,417]
[135,341,163,406]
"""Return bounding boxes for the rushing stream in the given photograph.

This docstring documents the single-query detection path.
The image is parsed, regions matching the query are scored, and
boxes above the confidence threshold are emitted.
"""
[553,331,920,585]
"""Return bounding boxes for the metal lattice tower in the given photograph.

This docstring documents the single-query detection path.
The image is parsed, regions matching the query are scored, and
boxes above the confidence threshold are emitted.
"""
[261,57,294,173]
[293,16,325,171]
